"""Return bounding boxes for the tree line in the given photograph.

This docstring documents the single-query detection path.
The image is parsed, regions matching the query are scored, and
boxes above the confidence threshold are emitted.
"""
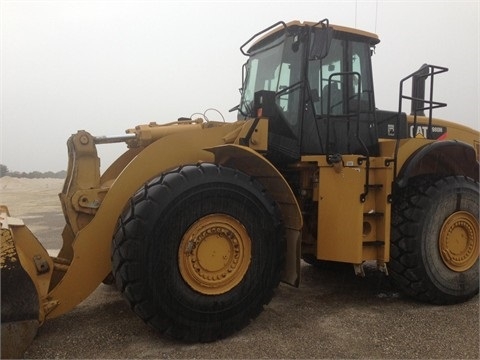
[0,164,66,179]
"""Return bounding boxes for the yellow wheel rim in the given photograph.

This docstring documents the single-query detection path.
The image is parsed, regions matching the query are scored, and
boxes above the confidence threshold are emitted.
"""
[439,211,479,272]
[178,214,251,295]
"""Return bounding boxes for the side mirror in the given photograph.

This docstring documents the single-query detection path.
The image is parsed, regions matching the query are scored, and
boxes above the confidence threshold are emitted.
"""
[309,27,333,60]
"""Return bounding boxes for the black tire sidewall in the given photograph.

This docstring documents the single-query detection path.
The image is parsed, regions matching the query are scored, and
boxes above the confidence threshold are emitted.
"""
[412,177,478,301]
[149,182,279,315]
[115,164,284,339]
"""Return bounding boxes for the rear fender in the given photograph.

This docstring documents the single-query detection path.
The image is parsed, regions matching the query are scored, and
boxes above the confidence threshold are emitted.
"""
[207,144,303,287]
[45,123,244,319]
[397,140,479,188]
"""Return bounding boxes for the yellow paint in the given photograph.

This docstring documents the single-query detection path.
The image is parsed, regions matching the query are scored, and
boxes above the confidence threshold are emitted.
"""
[178,214,251,295]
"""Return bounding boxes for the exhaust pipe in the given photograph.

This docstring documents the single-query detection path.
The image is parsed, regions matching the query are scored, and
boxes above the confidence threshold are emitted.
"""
[410,63,430,116]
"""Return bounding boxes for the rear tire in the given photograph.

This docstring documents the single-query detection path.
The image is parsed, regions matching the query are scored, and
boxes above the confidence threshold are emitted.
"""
[112,163,284,341]
[390,176,479,304]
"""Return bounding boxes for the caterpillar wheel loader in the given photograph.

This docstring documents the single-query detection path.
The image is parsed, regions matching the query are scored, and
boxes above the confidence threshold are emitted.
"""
[1,19,479,358]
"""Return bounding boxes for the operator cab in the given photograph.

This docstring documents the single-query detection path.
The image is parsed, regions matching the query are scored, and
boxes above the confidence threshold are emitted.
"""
[237,20,383,164]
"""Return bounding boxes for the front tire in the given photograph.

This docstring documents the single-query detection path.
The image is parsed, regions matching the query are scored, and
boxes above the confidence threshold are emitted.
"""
[112,163,284,341]
[390,176,479,304]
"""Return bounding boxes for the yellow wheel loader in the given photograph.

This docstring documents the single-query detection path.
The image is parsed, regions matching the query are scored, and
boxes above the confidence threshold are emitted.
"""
[1,19,478,358]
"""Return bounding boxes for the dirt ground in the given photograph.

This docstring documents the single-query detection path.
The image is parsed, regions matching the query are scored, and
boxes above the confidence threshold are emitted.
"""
[1,177,479,359]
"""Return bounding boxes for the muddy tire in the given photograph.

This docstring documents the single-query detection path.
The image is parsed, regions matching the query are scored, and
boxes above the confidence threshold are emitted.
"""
[112,163,284,341]
[390,176,479,304]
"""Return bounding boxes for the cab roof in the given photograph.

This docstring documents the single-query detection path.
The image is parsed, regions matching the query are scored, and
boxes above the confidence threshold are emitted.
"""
[248,20,380,53]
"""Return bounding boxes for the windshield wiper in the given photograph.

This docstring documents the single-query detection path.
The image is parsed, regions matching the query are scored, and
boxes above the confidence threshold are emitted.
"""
[229,104,250,119]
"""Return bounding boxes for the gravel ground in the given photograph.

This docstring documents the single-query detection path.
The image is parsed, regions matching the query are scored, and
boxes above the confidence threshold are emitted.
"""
[2,178,479,359]
[24,265,479,359]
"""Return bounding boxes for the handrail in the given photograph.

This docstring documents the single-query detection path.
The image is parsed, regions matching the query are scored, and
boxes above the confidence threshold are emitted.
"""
[240,21,287,56]
[392,64,448,177]
[397,64,448,140]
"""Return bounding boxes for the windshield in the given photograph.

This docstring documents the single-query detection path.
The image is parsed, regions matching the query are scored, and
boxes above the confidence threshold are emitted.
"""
[239,39,284,118]
[239,29,304,132]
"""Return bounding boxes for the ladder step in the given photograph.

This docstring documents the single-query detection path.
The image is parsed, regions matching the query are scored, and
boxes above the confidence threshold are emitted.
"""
[363,240,385,247]
[368,184,383,189]
[363,211,384,217]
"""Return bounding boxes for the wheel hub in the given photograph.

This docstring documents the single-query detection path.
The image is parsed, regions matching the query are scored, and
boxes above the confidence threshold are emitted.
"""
[439,211,479,272]
[178,214,251,295]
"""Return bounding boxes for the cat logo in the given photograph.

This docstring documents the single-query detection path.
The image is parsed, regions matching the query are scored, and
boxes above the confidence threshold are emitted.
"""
[409,124,447,140]
[415,132,425,139]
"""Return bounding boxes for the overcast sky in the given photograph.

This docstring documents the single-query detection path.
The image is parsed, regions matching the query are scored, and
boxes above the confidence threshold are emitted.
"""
[1,0,478,172]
